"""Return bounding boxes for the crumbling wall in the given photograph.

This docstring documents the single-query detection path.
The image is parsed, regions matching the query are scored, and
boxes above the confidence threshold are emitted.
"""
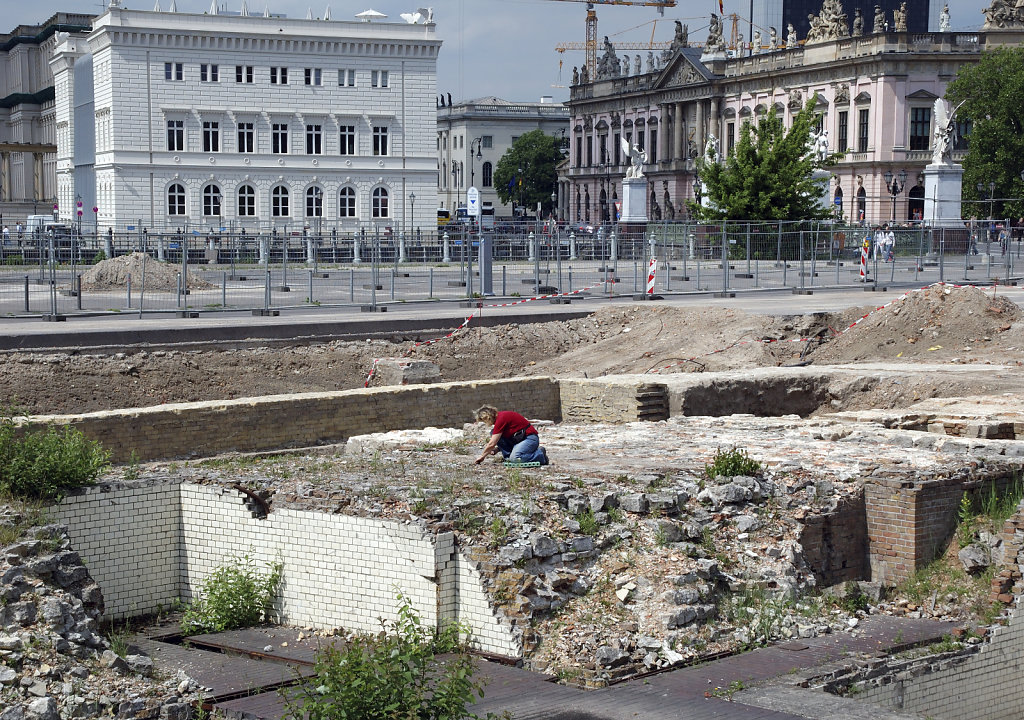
[52,480,518,656]
[850,608,1024,719]
[866,471,1021,583]
[560,379,668,422]
[53,481,182,619]
[799,491,868,586]
[37,377,561,462]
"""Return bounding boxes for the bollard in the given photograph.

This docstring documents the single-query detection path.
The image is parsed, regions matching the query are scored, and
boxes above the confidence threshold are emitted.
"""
[176,271,182,307]
[569,232,577,261]
[308,269,313,303]
[442,232,450,264]
[24,275,29,312]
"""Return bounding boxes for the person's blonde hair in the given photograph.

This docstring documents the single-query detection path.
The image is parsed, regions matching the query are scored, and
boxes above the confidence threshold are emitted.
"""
[474,405,498,423]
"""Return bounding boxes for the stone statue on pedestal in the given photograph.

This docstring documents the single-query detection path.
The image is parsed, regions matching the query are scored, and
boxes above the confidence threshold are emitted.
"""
[939,3,951,31]
[621,137,648,179]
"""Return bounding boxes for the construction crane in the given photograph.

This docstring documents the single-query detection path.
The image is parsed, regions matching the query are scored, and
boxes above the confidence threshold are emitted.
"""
[541,0,676,80]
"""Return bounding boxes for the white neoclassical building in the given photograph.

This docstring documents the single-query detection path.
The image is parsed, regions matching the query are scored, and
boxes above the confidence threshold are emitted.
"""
[49,4,440,235]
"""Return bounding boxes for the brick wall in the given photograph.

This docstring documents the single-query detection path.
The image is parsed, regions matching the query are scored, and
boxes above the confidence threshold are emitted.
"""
[866,473,1020,583]
[854,608,1024,719]
[559,379,661,423]
[53,481,182,619]
[39,377,561,463]
[52,481,519,656]
[799,492,868,586]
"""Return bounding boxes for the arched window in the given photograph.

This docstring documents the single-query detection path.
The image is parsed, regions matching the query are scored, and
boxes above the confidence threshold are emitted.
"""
[272,185,290,217]
[167,183,185,215]
[482,162,493,188]
[203,185,222,216]
[857,186,867,222]
[339,187,356,218]
[305,186,323,217]
[237,185,256,217]
[372,187,389,218]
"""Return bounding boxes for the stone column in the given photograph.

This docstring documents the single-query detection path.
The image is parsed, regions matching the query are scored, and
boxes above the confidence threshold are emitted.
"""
[673,102,684,160]
[660,105,671,163]
[0,152,8,202]
[33,153,44,203]
[709,99,720,149]
[696,100,705,155]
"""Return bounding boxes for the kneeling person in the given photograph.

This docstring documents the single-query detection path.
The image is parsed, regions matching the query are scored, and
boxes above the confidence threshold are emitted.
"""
[473,405,549,465]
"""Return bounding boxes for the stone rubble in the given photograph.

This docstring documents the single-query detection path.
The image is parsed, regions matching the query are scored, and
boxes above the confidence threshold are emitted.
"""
[0,518,202,719]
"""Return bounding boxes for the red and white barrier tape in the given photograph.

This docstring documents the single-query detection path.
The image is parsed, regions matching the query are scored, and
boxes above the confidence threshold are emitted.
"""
[363,282,605,386]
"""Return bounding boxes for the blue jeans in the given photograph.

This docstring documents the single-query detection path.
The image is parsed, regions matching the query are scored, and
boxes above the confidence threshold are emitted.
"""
[497,433,544,463]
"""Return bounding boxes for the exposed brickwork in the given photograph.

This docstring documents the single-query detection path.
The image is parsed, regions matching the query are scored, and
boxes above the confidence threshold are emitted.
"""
[37,378,561,462]
[799,492,868,586]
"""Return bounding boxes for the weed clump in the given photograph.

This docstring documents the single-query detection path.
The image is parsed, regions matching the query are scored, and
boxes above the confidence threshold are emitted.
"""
[181,552,283,635]
[0,409,110,500]
[703,447,762,480]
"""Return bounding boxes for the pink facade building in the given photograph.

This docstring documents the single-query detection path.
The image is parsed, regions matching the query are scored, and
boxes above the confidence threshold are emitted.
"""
[562,22,1021,225]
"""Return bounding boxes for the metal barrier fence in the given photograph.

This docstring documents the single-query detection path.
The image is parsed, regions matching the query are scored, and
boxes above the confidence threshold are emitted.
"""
[1,219,1018,317]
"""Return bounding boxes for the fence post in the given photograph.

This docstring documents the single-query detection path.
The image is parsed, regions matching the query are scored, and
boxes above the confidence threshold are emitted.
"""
[798,231,805,292]
[308,269,313,304]
[721,222,728,292]
[77,274,82,311]
[349,268,354,302]
[745,223,752,276]
[569,232,577,260]
[265,269,271,311]
[939,239,945,283]
[23,275,29,312]
[442,232,450,263]
[502,264,506,296]
[429,267,434,298]
[223,271,227,308]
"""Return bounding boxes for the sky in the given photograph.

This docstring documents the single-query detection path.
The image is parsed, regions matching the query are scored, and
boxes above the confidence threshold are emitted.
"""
[10,0,992,102]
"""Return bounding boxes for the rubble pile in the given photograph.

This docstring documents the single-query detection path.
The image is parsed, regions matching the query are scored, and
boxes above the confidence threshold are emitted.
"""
[0,515,201,720]
[79,252,214,292]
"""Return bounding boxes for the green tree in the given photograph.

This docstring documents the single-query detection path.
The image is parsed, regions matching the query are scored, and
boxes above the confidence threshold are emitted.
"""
[946,46,1024,221]
[493,129,563,217]
[689,98,837,222]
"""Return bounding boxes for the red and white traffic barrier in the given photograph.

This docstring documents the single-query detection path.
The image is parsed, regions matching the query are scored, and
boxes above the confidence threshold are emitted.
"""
[859,242,868,281]
[646,257,658,294]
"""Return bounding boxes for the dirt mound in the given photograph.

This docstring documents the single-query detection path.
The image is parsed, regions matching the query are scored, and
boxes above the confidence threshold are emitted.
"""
[810,285,1023,364]
[525,304,806,377]
[80,252,214,291]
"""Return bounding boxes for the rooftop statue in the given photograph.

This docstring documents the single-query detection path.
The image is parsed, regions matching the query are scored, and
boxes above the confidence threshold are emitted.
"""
[982,0,1024,29]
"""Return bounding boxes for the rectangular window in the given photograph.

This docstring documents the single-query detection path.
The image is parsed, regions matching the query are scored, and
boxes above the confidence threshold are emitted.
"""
[235,65,253,83]
[613,133,620,165]
[909,107,931,151]
[200,64,219,82]
[638,130,645,152]
[304,68,322,86]
[575,136,582,168]
[237,122,254,154]
[372,126,388,156]
[272,123,289,154]
[586,137,593,166]
[727,122,736,155]
[305,124,323,155]
[371,70,389,88]
[338,69,356,87]
[482,136,493,148]
[857,108,870,153]
[166,120,184,152]
[270,67,288,85]
[649,130,657,163]
[164,62,183,81]
[339,125,355,155]
[838,111,849,153]
[202,121,220,152]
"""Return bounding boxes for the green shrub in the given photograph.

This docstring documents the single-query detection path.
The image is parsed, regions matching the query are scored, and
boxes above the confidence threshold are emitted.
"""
[285,593,497,720]
[0,410,110,500]
[576,508,599,535]
[181,552,282,635]
[703,447,762,480]
[91,250,107,264]
[3,254,24,266]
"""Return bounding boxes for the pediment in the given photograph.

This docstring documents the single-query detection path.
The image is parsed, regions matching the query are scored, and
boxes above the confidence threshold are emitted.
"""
[906,88,940,100]
[657,48,712,90]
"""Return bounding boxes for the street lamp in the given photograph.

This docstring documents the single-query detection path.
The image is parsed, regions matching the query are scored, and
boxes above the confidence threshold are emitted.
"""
[977,181,997,251]
[408,191,416,236]
[469,137,482,189]
[51,198,58,222]
[551,189,557,221]
[883,169,907,222]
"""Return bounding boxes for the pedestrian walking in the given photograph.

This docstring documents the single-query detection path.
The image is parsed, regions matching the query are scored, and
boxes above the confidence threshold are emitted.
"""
[1,226,9,245]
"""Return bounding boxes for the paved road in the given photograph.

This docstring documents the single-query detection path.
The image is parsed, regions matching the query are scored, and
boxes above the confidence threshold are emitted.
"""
[1,280,1022,352]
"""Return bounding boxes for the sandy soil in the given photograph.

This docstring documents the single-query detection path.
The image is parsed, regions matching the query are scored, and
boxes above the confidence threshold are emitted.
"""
[1,284,1021,416]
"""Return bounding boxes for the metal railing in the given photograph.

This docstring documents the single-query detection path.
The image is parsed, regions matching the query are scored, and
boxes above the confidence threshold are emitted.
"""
[0,218,1017,318]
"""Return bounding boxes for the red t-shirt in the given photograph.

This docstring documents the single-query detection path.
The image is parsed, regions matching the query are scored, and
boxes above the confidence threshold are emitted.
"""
[492,411,537,439]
